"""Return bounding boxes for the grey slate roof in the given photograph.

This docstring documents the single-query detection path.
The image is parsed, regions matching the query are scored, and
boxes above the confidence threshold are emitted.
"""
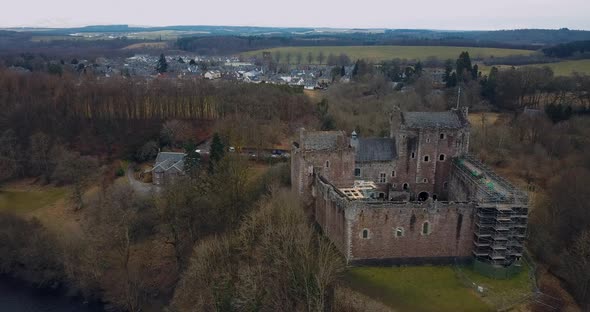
[152,152,185,173]
[356,138,397,162]
[303,131,344,150]
[402,111,464,129]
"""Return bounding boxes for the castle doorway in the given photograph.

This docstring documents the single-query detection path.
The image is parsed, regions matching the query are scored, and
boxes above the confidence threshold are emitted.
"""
[418,192,429,201]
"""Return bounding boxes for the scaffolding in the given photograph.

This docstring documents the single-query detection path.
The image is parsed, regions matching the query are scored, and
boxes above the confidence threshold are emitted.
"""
[453,155,528,267]
[453,154,528,205]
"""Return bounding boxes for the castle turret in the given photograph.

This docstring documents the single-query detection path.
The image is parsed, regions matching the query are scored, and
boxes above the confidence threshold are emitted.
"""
[390,105,401,138]
[350,130,359,150]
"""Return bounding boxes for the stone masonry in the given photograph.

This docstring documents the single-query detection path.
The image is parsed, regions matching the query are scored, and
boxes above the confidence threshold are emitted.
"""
[292,108,528,266]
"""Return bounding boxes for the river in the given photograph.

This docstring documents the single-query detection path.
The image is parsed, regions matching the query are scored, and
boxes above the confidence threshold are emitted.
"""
[0,277,101,312]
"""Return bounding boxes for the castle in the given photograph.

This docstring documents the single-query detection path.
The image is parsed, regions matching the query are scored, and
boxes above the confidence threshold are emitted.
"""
[291,108,528,268]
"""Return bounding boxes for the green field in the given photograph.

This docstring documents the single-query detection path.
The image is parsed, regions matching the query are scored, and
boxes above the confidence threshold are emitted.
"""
[479,59,590,76]
[0,187,67,214]
[243,45,536,63]
[524,59,590,76]
[344,266,532,312]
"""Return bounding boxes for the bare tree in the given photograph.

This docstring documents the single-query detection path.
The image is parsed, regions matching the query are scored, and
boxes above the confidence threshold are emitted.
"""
[0,129,21,181]
[30,132,52,179]
[50,147,98,210]
[274,50,282,64]
[307,52,313,65]
[296,52,303,65]
[317,51,326,65]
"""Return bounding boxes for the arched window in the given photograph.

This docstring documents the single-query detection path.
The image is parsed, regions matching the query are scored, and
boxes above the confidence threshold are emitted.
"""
[403,183,409,190]
[424,155,430,162]
[439,154,445,161]
[411,152,415,159]
[362,229,369,239]
[395,227,405,238]
[422,222,431,235]
[326,160,330,168]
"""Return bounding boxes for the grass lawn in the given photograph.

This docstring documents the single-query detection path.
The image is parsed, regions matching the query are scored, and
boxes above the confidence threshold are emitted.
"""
[243,46,535,63]
[0,187,67,214]
[344,266,493,312]
[524,59,590,76]
[462,265,532,308]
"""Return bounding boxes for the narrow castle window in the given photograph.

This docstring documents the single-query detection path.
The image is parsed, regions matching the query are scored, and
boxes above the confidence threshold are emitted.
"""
[354,168,361,177]
[391,170,396,177]
[362,229,369,239]
[395,227,405,238]
[379,172,386,183]
[424,155,430,162]
[439,154,445,161]
[423,178,428,183]
[426,137,431,143]
[422,222,431,235]
[403,183,409,190]
[326,160,330,168]
[440,133,445,140]
[411,152,415,159]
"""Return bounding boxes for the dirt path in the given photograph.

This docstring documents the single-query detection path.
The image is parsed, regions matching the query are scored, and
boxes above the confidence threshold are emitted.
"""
[127,164,159,196]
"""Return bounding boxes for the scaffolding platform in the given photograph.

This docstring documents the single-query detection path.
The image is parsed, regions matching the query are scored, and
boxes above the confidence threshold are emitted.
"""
[453,155,528,267]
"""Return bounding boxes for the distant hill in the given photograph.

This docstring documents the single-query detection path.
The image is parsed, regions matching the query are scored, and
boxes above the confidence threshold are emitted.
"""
[3,25,590,56]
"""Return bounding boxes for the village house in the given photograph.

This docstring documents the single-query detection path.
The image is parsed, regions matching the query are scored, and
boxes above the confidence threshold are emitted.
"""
[151,152,186,185]
[204,70,222,80]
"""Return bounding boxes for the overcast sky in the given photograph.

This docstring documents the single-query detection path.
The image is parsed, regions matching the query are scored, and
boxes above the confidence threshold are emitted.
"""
[2,0,589,30]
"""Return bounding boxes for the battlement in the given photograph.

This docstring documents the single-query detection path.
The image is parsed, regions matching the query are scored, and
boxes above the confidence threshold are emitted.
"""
[315,173,473,210]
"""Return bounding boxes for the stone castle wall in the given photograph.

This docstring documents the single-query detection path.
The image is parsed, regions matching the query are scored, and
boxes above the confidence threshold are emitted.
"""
[346,200,475,264]
[313,175,476,265]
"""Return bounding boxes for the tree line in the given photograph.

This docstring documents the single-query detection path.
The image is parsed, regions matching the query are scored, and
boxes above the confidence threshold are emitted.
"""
[0,68,312,165]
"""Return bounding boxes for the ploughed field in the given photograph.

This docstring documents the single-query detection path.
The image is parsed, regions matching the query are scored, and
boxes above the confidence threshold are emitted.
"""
[243,45,536,63]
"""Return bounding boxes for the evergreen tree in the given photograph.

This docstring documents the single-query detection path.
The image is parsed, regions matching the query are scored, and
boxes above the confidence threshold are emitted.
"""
[414,61,423,76]
[449,72,458,88]
[156,53,168,73]
[481,66,498,103]
[183,142,201,178]
[472,64,479,80]
[456,52,473,81]
[352,60,359,77]
[208,133,225,173]
[443,59,454,87]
